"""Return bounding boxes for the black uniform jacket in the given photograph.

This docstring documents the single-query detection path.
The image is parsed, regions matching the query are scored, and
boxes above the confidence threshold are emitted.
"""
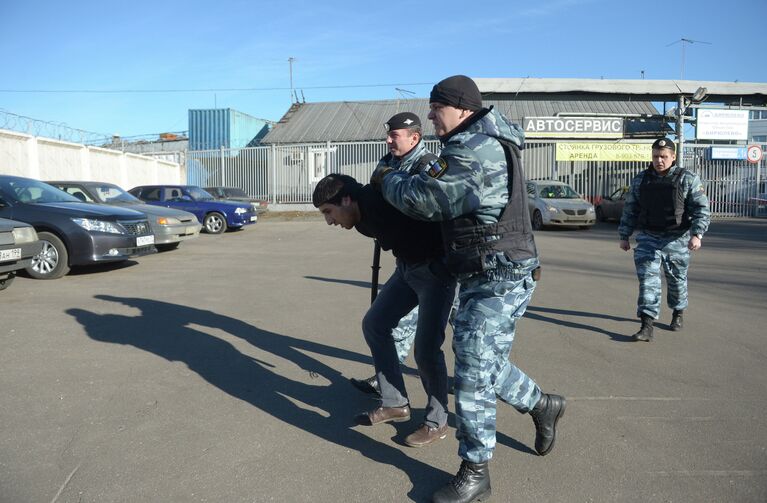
[353,184,443,264]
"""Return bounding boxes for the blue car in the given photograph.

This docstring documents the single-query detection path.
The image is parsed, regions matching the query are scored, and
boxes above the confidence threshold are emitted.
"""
[128,185,257,234]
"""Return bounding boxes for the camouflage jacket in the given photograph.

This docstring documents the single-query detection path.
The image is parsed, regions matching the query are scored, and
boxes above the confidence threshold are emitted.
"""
[618,164,711,239]
[375,139,433,174]
[381,107,538,276]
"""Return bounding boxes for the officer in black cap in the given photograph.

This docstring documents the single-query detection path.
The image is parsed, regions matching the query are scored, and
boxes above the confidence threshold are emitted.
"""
[350,111,445,399]
[619,137,711,341]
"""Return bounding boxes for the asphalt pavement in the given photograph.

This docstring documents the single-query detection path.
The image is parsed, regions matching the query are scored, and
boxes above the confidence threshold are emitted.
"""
[1,216,765,502]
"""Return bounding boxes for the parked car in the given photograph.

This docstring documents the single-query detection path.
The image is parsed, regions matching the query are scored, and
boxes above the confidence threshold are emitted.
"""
[0,218,42,290]
[526,180,596,230]
[128,185,258,234]
[0,175,155,279]
[48,181,202,252]
[203,186,269,215]
[595,186,629,222]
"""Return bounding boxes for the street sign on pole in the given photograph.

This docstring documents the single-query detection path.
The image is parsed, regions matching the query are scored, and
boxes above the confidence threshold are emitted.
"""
[747,145,763,164]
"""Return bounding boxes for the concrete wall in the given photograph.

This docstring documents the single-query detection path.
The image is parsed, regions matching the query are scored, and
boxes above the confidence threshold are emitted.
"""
[0,129,184,189]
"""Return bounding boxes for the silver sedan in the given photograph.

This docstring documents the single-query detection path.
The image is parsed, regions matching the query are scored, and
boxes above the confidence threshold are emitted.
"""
[48,181,202,251]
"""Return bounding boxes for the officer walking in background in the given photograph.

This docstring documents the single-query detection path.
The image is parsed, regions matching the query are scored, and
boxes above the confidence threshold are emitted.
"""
[349,112,441,397]
[374,75,566,503]
[618,137,711,341]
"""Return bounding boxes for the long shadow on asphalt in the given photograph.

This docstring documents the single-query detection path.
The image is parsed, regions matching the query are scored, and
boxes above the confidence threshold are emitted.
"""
[526,305,636,342]
[67,295,450,501]
[305,275,373,291]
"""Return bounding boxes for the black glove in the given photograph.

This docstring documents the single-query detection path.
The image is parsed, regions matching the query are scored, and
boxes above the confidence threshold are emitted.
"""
[370,165,394,186]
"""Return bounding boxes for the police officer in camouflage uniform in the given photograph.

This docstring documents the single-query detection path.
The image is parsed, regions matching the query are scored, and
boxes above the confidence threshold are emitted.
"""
[619,137,711,342]
[374,75,566,503]
[350,112,441,397]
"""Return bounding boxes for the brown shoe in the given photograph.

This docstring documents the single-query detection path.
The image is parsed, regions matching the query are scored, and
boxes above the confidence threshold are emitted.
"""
[363,405,411,425]
[404,423,448,447]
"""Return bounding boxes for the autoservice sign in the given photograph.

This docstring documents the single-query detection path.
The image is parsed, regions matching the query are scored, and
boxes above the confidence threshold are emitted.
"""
[696,109,749,140]
[523,117,624,139]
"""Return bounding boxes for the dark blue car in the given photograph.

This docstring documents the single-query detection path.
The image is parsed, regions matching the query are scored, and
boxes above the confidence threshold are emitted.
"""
[128,185,257,234]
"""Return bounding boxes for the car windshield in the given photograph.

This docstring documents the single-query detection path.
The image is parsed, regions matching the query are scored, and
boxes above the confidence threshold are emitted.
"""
[92,184,142,203]
[539,185,579,199]
[224,188,248,198]
[0,178,80,204]
[610,187,627,200]
[187,187,214,201]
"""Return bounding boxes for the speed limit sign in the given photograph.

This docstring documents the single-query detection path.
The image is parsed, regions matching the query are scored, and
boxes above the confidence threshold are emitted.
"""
[747,145,763,164]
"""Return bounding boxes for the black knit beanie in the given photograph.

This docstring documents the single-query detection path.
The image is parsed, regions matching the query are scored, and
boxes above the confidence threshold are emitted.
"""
[429,75,482,111]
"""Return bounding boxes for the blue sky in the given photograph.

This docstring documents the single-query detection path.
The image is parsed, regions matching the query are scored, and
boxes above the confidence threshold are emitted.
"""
[2,0,765,140]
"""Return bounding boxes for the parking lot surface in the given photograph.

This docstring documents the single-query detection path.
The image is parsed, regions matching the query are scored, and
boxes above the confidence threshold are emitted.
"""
[1,217,766,502]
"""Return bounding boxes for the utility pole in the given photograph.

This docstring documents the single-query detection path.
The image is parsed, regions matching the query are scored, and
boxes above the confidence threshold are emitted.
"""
[288,57,296,104]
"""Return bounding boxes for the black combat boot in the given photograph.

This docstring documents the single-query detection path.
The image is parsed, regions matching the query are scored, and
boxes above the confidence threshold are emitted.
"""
[530,393,566,456]
[670,310,684,331]
[633,314,654,342]
[432,460,491,503]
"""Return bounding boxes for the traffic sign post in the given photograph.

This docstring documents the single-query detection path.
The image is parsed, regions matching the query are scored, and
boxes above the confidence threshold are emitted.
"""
[747,145,763,164]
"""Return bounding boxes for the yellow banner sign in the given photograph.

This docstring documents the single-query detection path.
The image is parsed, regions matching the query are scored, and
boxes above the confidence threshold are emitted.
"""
[556,143,652,162]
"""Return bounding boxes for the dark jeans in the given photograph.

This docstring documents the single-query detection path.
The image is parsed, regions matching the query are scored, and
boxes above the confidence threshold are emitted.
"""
[362,258,455,428]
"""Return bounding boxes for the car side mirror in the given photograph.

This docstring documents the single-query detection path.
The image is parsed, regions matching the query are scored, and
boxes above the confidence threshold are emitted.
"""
[180,195,193,202]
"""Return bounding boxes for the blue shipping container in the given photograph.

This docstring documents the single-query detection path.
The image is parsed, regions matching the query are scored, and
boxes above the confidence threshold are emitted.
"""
[188,108,271,151]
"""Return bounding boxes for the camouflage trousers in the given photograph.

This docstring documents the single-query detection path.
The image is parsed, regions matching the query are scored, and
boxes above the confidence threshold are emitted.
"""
[452,269,542,463]
[634,231,691,319]
[391,285,460,363]
[391,307,419,363]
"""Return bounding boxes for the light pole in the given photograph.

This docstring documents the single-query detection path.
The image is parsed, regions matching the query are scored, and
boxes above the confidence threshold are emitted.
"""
[288,57,296,103]
[675,86,708,169]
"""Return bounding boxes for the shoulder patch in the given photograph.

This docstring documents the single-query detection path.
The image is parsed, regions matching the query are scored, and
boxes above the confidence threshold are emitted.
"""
[427,157,449,179]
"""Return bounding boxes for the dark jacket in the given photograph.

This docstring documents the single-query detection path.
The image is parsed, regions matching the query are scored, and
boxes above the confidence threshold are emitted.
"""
[353,185,443,264]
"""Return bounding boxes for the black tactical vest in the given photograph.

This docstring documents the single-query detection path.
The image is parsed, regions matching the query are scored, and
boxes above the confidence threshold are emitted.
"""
[441,138,538,275]
[638,167,690,232]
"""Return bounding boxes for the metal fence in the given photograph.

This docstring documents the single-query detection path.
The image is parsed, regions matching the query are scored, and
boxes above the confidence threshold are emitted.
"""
[188,141,766,218]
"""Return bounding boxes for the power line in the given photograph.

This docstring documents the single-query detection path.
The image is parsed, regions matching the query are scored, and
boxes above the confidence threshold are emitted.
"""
[0,82,435,95]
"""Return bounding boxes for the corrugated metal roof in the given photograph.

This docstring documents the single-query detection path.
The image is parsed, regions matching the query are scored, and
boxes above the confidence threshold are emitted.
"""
[476,78,767,99]
[264,77,767,144]
[263,98,662,144]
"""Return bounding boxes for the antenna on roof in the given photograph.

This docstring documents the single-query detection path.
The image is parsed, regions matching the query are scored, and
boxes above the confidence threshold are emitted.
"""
[395,87,415,99]
[666,38,711,80]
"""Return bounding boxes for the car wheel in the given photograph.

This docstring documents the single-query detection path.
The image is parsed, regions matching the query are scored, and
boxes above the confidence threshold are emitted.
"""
[0,273,14,291]
[596,207,606,222]
[27,231,70,279]
[156,242,181,252]
[532,210,543,231]
[203,212,227,234]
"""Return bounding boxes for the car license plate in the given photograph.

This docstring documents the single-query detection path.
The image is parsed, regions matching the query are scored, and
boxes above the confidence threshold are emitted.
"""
[0,248,21,262]
[136,235,155,247]
[250,216,258,222]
